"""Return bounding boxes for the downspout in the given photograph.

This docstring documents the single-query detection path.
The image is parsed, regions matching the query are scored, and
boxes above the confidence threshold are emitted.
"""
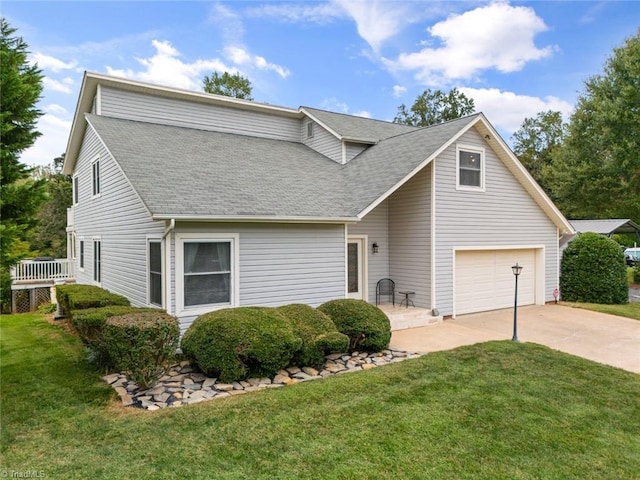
[163,219,175,315]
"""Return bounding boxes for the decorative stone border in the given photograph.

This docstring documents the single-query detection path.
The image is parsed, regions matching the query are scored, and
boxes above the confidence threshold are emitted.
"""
[103,349,422,410]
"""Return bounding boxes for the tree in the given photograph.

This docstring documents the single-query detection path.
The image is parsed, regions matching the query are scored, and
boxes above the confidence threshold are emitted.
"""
[202,71,253,100]
[0,19,47,312]
[547,30,640,222]
[511,110,566,198]
[393,87,475,126]
[29,154,72,258]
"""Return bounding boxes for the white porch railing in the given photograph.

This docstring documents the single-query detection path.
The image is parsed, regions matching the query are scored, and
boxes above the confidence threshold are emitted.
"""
[11,258,75,283]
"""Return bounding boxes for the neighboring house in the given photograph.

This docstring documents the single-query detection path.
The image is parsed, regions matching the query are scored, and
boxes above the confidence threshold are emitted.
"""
[63,72,574,331]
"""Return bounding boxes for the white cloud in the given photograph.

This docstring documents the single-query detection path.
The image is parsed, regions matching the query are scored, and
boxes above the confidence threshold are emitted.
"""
[106,39,230,90]
[20,113,72,167]
[320,98,350,113]
[209,3,245,44]
[332,0,418,52]
[223,46,290,78]
[246,2,343,24]
[46,104,69,116]
[392,85,407,98]
[385,2,554,84]
[352,110,372,118]
[459,87,573,134]
[42,77,74,94]
[31,52,77,72]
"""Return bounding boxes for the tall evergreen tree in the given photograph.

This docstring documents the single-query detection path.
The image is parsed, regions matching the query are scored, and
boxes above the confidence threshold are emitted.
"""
[0,18,47,311]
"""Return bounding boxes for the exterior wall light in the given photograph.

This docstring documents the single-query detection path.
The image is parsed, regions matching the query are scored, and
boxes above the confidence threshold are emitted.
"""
[372,242,379,254]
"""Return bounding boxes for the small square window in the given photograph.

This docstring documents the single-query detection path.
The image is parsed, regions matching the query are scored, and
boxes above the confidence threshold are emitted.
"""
[307,122,314,138]
[457,146,484,190]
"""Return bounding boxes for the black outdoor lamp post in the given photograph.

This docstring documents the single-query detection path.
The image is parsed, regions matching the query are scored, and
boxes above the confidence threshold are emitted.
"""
[511,263,523,342]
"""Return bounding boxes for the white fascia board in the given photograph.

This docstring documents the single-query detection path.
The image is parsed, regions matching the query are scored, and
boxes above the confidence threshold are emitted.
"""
[151,214,360,224]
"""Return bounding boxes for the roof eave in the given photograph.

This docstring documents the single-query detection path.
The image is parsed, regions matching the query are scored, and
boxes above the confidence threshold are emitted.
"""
[151,214,360,224]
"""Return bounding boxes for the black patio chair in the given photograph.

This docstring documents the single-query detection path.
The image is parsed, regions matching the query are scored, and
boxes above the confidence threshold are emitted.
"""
[376,278,395,307]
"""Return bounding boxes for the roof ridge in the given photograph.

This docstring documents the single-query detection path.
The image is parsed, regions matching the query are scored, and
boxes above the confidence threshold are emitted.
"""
[300,106,417,128]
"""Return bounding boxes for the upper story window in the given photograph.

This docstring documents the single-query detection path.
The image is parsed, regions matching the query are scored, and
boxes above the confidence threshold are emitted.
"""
[73,176,79,204]
[307,122,314,138]
[457,145,485,191]
[92,157,101,196]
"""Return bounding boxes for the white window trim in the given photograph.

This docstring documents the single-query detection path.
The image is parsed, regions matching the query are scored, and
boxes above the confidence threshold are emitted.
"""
[147,236,163,308]
[92,236,102,286]
[78,237,85,272]
[91,155,101,198]
[175,233,240,317]
[456,144,485,192]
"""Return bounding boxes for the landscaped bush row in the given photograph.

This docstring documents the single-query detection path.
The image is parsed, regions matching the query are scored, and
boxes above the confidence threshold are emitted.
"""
[182,299,390,383]
[62,284,179,389]
[57,284,130,316]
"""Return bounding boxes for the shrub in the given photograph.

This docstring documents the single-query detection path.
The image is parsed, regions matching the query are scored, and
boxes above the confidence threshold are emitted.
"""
[318,299,391,352]
[181,307,301,383]
[276,304,349,367]
[57,284,129,316]
[103,311,180,389]
[633,265,640,284]
[560,232,628,304]
[71,306,162,367]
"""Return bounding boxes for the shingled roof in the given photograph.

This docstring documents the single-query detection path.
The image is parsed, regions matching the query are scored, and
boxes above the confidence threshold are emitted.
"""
[301,107,418,143]
[86,112,481,221]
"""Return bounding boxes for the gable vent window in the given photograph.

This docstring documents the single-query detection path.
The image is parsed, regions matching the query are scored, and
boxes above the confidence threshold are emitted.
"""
[307,122,314,138]
[457,145,485,191]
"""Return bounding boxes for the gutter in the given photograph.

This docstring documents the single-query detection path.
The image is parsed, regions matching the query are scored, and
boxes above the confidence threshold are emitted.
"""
[162,219,175,315]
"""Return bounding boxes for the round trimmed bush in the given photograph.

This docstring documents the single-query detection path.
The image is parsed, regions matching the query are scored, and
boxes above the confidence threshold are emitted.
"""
[276,304,349,367]
[181,307,302,383]
[103,311,180,389]
[318,299,391,352]
[560,232,628,304]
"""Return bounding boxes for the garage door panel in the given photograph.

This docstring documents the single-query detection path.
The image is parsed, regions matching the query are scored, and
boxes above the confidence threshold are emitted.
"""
[456,249,536,315]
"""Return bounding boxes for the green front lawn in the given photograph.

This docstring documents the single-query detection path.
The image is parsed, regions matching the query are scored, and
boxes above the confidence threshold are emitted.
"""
[561,301,640,320]
[2,313,639,479]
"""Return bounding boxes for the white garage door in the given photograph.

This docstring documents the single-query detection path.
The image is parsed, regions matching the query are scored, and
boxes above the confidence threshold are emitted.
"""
[455,249,536,315]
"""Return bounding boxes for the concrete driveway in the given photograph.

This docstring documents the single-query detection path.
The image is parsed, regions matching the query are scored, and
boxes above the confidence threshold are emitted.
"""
[390,304,640,374]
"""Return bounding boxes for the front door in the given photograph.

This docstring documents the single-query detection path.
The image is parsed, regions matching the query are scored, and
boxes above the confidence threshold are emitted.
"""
[347,237,365,300]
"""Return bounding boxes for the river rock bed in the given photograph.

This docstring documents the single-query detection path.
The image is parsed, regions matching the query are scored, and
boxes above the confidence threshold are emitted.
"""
[103,349,422,410]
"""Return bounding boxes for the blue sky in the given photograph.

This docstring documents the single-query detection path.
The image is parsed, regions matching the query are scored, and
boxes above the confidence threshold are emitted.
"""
[4,0,639,167]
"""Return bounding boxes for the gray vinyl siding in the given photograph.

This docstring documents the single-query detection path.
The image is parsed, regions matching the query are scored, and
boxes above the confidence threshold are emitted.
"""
[345,142,368,163]
[434,127,558,315]
[348,199,389,303]
[71,125,165,307]
[99,87,300,142]
[302,118,343,163]
[171,222,346,331]
[388,165,432,308]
